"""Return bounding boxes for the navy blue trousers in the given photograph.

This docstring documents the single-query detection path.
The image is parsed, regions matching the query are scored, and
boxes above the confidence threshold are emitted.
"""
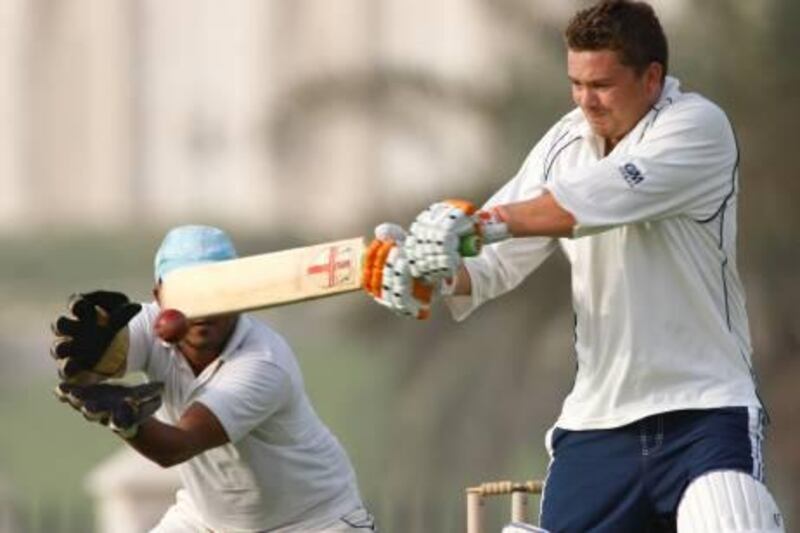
[539,407,764,533]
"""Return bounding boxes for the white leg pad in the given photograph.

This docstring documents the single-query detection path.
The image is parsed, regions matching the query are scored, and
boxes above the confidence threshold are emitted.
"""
[677,470,785,532]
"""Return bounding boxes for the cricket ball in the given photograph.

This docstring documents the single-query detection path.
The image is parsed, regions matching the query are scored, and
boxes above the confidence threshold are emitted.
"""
[154,308,189,343]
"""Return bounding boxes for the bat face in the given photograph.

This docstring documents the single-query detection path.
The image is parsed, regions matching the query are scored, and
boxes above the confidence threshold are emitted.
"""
[159,237,366,319]
[305,241,360,290]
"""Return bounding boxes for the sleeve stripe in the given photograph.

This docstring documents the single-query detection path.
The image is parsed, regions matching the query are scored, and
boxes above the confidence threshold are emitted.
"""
[541,127,571,179]
[544,135,582,182]
[695,115,740,225]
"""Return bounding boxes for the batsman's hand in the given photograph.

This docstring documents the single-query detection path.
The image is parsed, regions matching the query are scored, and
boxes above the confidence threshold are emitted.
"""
[55,381,163,439]
[361,223,436,319]
[51,291,142,384]
[405,199,510,282]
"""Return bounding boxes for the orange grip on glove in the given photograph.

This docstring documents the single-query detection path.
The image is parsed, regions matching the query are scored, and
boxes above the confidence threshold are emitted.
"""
[362,238,395,297]
[361,235,434,320]
[443,199,478,216]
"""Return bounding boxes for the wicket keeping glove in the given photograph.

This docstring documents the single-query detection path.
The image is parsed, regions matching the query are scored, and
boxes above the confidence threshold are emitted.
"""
[362,223,436,319]
[55,381,163,439]
[405,199,510,282]
[51,291,142,384]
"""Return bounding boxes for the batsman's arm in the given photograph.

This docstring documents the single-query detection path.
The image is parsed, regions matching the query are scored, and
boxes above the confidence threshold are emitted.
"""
[497,191,576,238]
[445,192,575,298]
[125,402,229,467]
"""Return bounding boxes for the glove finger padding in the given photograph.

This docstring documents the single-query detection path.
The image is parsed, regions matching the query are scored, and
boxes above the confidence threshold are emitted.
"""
[71,291,134,317]
[51,291,141,383]
[362,236,435,320]
[381,248,417,316]
[374,222,408,243]
[404,200,509,281]
[55,381,164,439]
[362,224,409,297]
[406,200,478,282]
[110,393,162,436]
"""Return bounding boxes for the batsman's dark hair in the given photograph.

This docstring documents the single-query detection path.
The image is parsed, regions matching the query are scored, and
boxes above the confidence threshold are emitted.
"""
[565,0,668,80]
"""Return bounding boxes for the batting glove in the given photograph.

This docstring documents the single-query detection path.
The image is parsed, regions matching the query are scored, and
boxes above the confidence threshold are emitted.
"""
[405,200,510,282]
[362,223,436,319]
[55,381,163,439]
[51,291,142,384]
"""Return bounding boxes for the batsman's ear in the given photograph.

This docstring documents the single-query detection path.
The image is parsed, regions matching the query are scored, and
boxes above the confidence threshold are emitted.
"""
[153,283,162,306]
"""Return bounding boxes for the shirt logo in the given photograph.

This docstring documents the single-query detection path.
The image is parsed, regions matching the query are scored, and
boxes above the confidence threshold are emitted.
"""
[619,162,645,187]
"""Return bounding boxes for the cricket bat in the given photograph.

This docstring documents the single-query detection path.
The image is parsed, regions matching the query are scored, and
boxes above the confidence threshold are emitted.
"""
[159,237,368,319]
[159,234,482,319]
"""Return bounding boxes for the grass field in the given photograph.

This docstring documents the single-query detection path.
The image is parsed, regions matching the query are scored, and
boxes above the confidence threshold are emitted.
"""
[0,379,120,530]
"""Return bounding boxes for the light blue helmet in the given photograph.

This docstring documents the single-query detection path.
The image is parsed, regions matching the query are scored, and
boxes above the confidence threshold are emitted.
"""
[154,225,237,282]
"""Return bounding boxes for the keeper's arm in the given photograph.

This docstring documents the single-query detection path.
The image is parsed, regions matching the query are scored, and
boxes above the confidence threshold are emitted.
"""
[125,402,229,467]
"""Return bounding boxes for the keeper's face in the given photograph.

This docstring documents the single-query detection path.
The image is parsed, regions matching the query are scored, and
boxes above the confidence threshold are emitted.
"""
[153,283,238,357]
[181,314,238,353]
[568,49,663,149]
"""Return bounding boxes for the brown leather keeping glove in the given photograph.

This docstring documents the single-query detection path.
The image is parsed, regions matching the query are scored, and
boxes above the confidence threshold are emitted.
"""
[55,381,164,439]
[51,291,142,384]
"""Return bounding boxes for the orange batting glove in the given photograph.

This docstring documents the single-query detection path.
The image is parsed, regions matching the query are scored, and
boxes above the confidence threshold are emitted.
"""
[362,223,435,320]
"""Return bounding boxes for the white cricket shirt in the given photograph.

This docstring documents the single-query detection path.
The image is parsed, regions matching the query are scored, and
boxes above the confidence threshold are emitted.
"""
[127,303,363,531]
[448,77,761,430]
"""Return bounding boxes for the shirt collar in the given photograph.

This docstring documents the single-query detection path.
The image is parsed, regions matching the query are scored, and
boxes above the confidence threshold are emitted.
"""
[181,314,253,394]
[655,75,681,110]
[217,314,252,362]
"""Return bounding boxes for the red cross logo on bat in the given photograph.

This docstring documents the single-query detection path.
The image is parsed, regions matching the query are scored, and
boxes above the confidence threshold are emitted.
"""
[306,245,355,288]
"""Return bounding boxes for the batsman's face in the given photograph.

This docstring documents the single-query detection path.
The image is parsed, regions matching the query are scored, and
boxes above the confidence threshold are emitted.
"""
[568,49,663,149]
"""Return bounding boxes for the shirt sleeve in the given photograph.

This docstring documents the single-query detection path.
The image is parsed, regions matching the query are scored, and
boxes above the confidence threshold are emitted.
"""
[193,356,291,443]
[545,98,737,238]
[445,127,560,321]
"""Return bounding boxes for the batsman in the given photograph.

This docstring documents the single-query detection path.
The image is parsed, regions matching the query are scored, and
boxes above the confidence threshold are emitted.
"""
[364,1,784,531]
[51,225,375,532]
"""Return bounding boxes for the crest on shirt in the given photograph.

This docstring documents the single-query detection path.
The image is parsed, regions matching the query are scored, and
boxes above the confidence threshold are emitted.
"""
[619,162,645,187]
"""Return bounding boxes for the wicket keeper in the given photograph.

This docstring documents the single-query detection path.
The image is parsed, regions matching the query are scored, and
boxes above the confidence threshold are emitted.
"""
[52,225,375,532]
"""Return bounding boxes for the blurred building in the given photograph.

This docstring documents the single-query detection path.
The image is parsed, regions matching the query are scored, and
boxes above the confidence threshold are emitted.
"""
[0,0,513,236]
[0,0,693,237]
[0,476,21,533]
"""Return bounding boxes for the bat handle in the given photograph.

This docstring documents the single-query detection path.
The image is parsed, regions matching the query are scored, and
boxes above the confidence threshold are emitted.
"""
[459,234,482,257]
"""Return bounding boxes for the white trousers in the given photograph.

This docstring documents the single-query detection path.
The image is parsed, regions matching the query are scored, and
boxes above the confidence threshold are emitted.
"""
[151,491,375,532]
